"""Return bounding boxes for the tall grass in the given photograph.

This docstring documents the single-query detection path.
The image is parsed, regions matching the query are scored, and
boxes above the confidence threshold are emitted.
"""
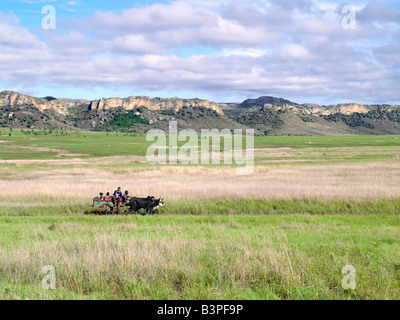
[0,198,399,216]
[165,198,400,215]
[0,134,399,300]
[1,161,400,206]
[0,215,399,299]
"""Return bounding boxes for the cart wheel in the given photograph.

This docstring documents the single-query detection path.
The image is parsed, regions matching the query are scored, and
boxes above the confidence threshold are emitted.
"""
[102,204,112,215]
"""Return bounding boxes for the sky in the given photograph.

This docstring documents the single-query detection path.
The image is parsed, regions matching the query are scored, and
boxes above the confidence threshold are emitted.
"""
[0,0,399,104]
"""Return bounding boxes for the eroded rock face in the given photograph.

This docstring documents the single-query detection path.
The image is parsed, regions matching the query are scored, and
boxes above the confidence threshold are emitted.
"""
[337,104,373,115]
[0,91,224,117]
[0,90,68,114]
[264,103,395,116]
[1,90,398,124]
[88,96,224,115]
[301,104,393,116]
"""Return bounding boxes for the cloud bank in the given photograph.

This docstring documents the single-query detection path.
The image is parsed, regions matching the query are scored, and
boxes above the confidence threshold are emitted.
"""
[1,0,399,103]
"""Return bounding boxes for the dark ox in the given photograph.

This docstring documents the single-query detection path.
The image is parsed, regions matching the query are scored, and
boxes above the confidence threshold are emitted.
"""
[129,196,164,215]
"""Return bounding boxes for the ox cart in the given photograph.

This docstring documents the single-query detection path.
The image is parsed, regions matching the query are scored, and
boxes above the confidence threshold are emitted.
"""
[91,199,129,215]
[90,196,164,215]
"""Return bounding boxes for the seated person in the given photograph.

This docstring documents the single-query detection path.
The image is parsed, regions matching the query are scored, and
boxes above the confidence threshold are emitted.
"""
[104,192,111,200]
[113,187,122,198]
[113,187,123,205]
[122,190,130,204]
[93,192,104,200]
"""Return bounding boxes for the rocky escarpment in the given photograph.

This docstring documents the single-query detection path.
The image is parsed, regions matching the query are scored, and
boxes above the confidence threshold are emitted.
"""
[0,91,69,115]
[0,90,227,132]
[88,96,224,115]
[240,96,298,108]
[255,103,397,117]
[0,91,223,115]
[235,97,398,117]
[0,90,399,135]
[299,104,394,116]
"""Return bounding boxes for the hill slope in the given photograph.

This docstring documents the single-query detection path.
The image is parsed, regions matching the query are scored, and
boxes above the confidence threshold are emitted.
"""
[0,90,399,135]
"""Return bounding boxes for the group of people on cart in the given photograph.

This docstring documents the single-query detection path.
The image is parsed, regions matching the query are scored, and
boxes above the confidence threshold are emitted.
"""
[93,187,130,206]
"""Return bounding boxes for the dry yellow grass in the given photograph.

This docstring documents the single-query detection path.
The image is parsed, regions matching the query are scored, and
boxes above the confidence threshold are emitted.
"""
[1,160,399,204]
[0,227,302,299]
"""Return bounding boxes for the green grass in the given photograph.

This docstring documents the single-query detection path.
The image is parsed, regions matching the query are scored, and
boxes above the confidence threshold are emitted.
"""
[1,198,399,217]
[254,135,400,149]
[1,129,399,161]
[0,214,399,299]
[0,131,399,300]
[166,198,400,216]
[0,131,151,159]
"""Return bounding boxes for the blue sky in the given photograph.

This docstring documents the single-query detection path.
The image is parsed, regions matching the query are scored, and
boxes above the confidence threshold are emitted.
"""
[0,0,399,104]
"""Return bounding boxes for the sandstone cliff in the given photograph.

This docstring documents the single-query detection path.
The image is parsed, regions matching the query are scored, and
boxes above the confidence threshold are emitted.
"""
[300,104,379,116]
[1,90,399,136]
[88,96,224,115]
[256,102,395,116]
[0,90,69,114]
[0,91,223,115]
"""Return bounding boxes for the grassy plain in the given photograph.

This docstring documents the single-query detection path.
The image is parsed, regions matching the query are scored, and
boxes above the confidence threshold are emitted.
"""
[0,130,399,299]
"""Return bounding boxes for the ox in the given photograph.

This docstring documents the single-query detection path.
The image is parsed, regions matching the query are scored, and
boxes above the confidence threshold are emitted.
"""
[129,196,164,215]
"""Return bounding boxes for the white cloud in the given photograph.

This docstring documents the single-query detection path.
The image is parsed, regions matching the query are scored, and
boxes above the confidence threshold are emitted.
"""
[221,48,269,58]
[82,2,272,51]
[280,44,314,60]
[0,0,399,103]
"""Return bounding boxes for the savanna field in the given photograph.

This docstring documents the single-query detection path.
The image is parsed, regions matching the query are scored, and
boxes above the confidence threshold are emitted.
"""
[0,130,399,299]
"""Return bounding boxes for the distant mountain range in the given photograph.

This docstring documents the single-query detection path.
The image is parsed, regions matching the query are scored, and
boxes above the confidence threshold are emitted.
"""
[0,90,399,136]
